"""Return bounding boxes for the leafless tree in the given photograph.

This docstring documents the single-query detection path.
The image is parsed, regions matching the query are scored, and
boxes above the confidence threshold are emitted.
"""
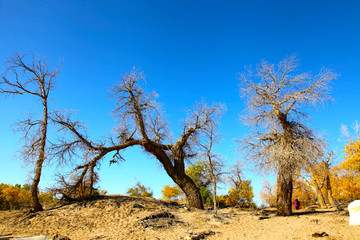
[260,179,276,207]
[296,147,328,208]
[52,70,224,209]
[198,113,225,213]
[0,52,59,211]
[238,55,337,216]
[228,162,245,189]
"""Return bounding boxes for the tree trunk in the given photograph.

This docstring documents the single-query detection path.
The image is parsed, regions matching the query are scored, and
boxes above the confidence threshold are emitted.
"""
[147,145,204,209]
[31,159,44,212]
[212,177,217,213]
[89,164,95,196]
[163,164,204,209]
[325,175,339,211]
[301,175,327,208]
[276,165,293,216]
[31,100,47,212]
[313,185,327,208]
[276,111,294,216]
[324,159,340,211]
[208,156,217,213]
[178,175,204,209]
[306,167,328,208]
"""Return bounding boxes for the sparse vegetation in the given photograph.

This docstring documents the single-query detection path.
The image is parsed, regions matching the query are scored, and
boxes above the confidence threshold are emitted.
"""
[127,182,153,198]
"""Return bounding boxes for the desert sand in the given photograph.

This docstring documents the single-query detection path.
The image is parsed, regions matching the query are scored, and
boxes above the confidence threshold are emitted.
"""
[0,195,359,240]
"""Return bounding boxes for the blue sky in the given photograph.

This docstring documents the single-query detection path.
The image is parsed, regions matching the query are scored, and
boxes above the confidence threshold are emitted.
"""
[0,0,359,204]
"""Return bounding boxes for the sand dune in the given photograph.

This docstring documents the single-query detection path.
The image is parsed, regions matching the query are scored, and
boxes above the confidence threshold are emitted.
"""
[0,195,359,240]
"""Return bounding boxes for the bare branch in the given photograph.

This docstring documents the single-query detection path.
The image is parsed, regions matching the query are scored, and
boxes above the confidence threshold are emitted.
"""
[340,120,360,142]
[110,69,161,141]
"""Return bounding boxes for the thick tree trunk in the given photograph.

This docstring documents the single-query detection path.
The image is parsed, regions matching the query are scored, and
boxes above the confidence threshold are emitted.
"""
[275,112,294,216]
[276,165,293,216]
[146,144,204,209]
[177,175,204,209]
[163,164,204,209]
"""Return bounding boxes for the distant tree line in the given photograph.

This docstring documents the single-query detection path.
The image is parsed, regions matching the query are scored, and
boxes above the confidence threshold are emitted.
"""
[0,183,57,210]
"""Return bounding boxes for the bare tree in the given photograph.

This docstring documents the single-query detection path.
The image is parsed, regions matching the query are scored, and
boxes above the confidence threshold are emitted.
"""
[297,150,328,208]
[260,179,276,207]
[198,115,225,213]
[52,70,224,209]
[228,162,245,190]
[239,55,337,216]
[0,52,59,211]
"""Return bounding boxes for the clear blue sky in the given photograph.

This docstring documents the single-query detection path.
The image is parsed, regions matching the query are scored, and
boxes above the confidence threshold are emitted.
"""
[1,0,359,205]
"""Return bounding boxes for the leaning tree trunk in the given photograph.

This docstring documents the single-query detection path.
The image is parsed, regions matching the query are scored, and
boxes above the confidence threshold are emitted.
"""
[312,185,327,209]
[146,144,204,209]
[325,174,339,211]
[276,164,293,216]
[31,155,45,212]
[299,173,327,208]
[303,175,327,208]
[179,175,204,209]
[324,158,340,211]
[31,100,48,212]
[163,166,204,209]
[308,167,327,208]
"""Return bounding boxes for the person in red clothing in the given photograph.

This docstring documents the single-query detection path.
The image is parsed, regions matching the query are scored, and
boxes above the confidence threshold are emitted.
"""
[293,199,300,210]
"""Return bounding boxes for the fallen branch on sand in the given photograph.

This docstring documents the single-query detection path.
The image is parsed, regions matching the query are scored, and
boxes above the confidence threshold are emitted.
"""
[137,211,184,229]
[311,232,329,237]
[184,230,215,240]
[138,211,175,221]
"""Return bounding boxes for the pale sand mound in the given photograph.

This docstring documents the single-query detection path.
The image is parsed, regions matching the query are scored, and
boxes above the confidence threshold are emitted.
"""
[0,195,359,240]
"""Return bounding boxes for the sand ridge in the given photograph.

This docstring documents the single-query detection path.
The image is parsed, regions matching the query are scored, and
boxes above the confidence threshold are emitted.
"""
[0,195,359,240]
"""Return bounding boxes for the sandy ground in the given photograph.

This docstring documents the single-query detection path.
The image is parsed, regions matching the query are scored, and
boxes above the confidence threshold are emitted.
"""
[0,195,359,240]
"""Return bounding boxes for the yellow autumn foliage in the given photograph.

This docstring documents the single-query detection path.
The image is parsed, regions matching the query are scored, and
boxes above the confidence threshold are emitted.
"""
[0,183,58,210]
[161,185,183,203]
[342,138,360,172]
